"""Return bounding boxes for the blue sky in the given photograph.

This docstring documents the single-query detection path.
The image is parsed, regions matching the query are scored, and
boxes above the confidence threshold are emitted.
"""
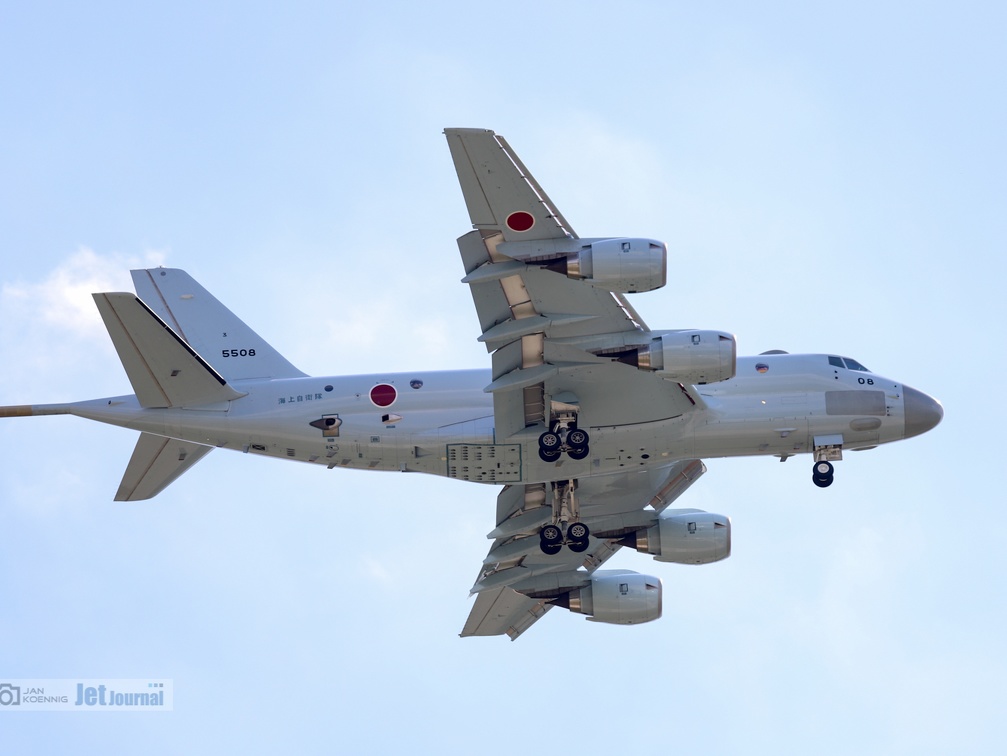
[1,1,1003,753]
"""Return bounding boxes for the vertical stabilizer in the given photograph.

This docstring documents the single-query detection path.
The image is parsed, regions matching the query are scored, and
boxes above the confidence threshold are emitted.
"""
[132,268,306,381]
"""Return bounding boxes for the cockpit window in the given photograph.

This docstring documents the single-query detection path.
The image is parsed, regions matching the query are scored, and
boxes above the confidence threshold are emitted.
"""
[843,357,870,372]
[827,355,871,372]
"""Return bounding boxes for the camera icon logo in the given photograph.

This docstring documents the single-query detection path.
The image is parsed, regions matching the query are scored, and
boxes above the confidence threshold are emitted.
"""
[0,683,21,706]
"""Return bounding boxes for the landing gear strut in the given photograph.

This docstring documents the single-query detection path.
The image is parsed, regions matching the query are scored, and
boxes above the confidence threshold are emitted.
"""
[812,436,842,488]
[538,480,591,554]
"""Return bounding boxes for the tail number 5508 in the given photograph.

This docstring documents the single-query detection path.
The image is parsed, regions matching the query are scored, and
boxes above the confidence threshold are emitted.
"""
[222,348,257,358]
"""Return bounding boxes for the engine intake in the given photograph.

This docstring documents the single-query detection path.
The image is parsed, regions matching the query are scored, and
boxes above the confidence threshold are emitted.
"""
[639,330,737,384]
[624,509,731,565]
[557,570,662,625]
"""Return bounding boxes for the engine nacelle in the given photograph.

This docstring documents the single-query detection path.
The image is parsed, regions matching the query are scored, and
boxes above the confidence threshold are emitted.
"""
[628,509,731,565]
[496,236,667,293]
[639,330,737,384]
[567,238,667,293]
[564,570,662,625]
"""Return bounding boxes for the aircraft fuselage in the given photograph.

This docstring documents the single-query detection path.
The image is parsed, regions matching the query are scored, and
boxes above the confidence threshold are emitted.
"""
[39,352,937,487]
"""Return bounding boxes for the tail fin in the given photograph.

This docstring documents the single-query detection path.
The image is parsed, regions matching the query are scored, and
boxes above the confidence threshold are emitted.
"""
[131,268,305,381]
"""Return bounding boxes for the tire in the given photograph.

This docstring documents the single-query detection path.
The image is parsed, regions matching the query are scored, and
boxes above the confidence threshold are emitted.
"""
[540,541,563,556]
[813,474,833,488]
[538,431,561,451]
[567,446,590,461]
[567,429,590,447]
[567,522,590,540]
[568,539,590,553]
[540,524,563,544]
[539,448,562,463]
[814,461,834,477]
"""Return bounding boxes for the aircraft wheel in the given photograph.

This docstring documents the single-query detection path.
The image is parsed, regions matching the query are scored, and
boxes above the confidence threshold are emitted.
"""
[567,429,590,447]
[540,540,563,556]
[567,446,590,461]
[540,524,563,544]
[568,538,590,553]
[814,461,834,477]
[567,522,590,541]
[538,431,561,451]
[813,474,833,488]
[539,448,562,463]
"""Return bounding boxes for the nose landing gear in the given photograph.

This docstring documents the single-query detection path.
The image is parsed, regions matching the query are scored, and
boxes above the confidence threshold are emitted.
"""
[812,436,842,488]
[812,460,834,488]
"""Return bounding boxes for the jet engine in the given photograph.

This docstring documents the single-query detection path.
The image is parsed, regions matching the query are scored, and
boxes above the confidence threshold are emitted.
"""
[638,330,737,384]
[497,237,668,293]
[555,570,662,625]
[565,238,667,293]
[623,509,732,565]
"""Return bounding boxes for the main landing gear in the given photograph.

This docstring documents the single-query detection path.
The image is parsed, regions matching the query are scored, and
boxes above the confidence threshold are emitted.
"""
[538,480,591,554]
[537,423,590,462]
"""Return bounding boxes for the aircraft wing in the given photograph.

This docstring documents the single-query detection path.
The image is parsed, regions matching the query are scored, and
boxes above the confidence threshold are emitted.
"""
[445,128,700,441]
[462,460,706,639]
[447,129,712,638]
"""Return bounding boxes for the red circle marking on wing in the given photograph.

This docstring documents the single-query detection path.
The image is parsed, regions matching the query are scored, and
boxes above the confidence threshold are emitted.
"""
[506,211,535,232]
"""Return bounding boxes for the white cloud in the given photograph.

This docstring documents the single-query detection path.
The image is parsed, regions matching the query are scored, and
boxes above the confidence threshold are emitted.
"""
[1,247,166,342]
[0,248,167,397]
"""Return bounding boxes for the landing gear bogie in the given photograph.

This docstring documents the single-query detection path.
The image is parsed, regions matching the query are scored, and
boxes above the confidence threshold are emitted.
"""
[537,402,592,462]
[536,427,591,462]
[538,522,592,554]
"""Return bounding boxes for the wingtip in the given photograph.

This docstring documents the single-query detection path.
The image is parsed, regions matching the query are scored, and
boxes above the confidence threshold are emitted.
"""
[443,127,495,136]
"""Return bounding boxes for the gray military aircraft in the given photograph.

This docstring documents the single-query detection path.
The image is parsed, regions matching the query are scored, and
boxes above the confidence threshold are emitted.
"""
[1,128,942,639]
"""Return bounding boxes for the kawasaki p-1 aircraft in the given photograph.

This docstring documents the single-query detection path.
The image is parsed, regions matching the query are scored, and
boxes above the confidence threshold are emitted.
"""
[1,129,942,639]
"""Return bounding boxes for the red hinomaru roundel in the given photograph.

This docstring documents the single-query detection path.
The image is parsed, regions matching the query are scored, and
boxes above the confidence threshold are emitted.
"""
[369,383,397,407]
[505,211,535,232]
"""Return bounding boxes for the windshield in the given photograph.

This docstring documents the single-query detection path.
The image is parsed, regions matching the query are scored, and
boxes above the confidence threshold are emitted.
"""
[828,356,871,372]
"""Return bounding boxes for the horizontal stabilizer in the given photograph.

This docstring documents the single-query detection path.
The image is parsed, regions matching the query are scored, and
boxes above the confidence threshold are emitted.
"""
[116,433,213,501]
[94,293,246,408]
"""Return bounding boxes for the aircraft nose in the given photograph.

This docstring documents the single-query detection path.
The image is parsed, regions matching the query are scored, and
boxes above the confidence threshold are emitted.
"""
[903,386,944,439]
